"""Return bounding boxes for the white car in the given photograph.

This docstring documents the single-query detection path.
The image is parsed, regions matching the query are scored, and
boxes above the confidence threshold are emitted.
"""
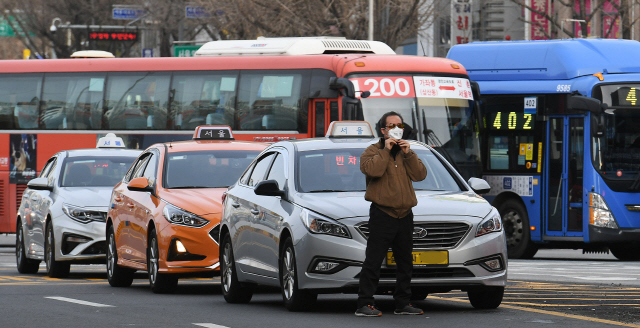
[16,135,141,277]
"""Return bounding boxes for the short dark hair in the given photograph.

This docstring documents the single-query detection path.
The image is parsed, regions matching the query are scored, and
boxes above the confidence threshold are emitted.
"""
[379,111,404,129]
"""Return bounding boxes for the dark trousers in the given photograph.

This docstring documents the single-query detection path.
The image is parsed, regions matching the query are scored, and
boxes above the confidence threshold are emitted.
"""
[357,204,413,308]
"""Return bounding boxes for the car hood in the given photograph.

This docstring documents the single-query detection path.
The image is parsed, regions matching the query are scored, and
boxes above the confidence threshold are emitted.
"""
[159,188,225,215]
[295,191,492,220]
[59,187,114,210]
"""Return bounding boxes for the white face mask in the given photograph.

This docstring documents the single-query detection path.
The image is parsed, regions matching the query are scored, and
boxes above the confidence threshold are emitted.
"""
[388,127,403,140]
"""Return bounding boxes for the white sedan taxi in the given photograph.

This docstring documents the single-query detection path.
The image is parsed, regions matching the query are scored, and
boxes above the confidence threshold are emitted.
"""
[220,121,507,311]
[16,134,141,277]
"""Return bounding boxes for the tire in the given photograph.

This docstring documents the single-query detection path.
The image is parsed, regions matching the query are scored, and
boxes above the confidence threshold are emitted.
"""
[16,220,40,274]
[107,225,135,287]
[468,286,504,309]
[148,229,178,294]
[498,200,538,259]
[609,244,640,261]
[45,221,70,278]
[280,237,317,311]
[220,234,254,303]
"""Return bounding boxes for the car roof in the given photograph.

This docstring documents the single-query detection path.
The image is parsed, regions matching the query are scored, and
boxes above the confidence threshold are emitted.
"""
[161,140,269,153]
[65,148,143,157]
[284,137,427,152]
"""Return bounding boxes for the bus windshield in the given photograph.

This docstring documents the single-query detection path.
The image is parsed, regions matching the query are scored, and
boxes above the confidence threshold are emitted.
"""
[594,84,640,182]
[349,74,482,180]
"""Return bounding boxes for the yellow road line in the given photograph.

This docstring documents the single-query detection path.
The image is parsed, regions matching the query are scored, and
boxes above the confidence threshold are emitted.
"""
[504,297,640,301]
[430,295,640,328]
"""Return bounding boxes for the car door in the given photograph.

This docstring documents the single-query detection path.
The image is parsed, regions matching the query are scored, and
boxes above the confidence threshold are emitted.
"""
[250,151,289,279]
[116,153,150,262]
[23,156,57,257]
[125,150,159,264]
[230,152,276,276]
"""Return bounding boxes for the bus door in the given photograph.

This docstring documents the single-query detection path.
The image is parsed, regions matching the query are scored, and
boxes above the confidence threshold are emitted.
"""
[544,116,584,238]
[311,99,339,136]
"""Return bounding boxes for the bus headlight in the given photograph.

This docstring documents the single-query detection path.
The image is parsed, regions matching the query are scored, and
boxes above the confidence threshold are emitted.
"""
[589,192,618,229]
[300,209,351,239]
[476,208,502,237]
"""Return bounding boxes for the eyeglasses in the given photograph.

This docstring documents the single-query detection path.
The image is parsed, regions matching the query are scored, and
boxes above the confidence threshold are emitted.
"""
[385,123,405,129]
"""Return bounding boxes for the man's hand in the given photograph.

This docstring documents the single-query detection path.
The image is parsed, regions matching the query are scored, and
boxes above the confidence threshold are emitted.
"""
[385,138,397,150]
[397,139,410,153]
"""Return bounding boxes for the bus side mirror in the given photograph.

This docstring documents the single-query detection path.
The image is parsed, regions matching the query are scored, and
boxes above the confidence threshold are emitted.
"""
[470,81,481,100]
[591,113,605,138]
[567,95,606,138]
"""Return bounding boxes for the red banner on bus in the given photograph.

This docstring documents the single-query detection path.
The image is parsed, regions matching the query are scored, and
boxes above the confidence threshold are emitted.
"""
[350,76,415,98]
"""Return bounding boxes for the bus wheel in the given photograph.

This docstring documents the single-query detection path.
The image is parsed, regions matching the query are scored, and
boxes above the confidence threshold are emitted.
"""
[609,245,640,261]
[498,200,538,259]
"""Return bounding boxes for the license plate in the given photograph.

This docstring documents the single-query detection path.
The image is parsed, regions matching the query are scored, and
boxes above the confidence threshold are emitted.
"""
[386,251,448,266]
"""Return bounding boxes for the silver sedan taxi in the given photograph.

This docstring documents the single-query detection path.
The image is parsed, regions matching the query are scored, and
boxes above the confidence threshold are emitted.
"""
[220,121,507,311]
[16,134,141,277]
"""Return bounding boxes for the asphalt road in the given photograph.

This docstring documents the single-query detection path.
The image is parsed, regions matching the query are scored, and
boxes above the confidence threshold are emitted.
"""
[1,234,639,328]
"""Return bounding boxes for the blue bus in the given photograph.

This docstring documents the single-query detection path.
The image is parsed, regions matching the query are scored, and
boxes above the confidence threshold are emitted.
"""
[448,39,640,260]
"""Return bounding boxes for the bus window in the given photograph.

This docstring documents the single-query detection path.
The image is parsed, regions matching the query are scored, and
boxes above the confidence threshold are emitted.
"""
[104,72,171,130]
[169,71,239,130]
[0,73,43,129]
[41,73,106,129]
[236,70,310,131]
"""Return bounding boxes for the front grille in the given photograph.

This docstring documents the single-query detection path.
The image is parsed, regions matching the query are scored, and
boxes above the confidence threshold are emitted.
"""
[81,241,106,255]
[355,267,474,279]
[355,222,471,249]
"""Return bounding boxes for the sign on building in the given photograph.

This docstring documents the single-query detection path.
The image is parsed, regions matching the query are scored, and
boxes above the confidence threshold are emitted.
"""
[173,45,201,57]
[451,0,472,46]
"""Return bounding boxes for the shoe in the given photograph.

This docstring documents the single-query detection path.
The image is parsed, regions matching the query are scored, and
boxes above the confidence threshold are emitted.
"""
[355,305,382,317]
[394,304,424,315]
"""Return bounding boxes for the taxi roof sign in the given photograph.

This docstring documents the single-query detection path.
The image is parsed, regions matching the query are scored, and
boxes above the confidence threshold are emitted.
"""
[97,133,126,148]
[193,125,235,140]
[326,121,374,138]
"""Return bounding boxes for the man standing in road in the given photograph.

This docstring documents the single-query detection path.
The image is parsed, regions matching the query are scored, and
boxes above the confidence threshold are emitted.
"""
[355,111,428,317]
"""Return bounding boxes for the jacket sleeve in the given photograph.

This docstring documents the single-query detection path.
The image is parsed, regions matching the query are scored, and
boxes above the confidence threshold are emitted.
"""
[403,150,427,182]
[360,145,391,178]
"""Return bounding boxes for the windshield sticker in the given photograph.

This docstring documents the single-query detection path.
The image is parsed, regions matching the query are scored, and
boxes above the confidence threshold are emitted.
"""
[350,76,415,98]
[414,76,473,100]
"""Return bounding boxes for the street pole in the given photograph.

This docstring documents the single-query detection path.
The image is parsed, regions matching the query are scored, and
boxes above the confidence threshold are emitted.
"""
[368,0,374,40]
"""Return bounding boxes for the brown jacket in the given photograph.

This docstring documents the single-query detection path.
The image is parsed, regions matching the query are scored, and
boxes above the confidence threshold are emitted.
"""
[360,138,428,218]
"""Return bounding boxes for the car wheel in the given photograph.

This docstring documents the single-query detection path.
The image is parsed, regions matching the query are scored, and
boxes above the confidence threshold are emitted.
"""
[609,244,640,261]
[45,221,70,278]
[468,286,504,309]
[107,225,135,287]
[220,234,254,303]
[499,200,538,259]
[16,220,40,274]
[280,237,317,311]
[148,229,178,294]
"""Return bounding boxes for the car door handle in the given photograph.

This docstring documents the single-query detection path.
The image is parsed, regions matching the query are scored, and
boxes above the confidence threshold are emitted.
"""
[250,209,260,216]
[114,196,122,202]
[231,202,240,208]
[127,203,135,208]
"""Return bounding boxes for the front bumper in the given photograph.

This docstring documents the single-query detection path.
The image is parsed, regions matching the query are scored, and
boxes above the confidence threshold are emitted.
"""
[157,220,221,274]
[53,212,107,263]
[589,225,640,243]
[294,218,508,293]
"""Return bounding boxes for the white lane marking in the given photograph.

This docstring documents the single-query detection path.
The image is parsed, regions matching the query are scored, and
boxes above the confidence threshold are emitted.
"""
[509,272,637,280]
[45,296,115,307]
[193,324,230,328]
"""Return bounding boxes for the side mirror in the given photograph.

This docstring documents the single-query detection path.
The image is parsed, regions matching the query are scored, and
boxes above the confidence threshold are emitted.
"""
[127,177,154,193]
[470,81,481,100]
[468,177,491,194]
[360,90,371,98]
[254,179,286,198]
[329,77,356,98]
[27,177,53,191]
[591,112,605,138]
[567,95,603,115]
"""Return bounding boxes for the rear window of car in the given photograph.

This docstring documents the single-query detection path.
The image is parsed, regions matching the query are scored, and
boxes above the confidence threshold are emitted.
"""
[60,156,136,187]
[296,147,461,193]
[164,150,260,188]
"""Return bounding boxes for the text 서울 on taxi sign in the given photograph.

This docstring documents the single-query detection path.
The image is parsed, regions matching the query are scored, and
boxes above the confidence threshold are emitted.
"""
[193,125,235,140]
[325,121,374,138]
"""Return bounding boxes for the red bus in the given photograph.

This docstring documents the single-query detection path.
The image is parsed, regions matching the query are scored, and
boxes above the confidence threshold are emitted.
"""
[1,37,481,233]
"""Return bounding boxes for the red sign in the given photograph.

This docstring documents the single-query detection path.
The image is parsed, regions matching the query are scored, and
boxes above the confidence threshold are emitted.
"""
[89,31,138,41]
[349,76,415,98]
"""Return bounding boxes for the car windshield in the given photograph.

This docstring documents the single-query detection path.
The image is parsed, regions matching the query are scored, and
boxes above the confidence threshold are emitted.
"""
[296,147,462,193]
[164,150,259,188]
[60,156,136,187]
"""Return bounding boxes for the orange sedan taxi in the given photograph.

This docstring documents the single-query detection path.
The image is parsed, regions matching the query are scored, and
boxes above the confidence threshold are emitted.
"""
[106,126,267,293]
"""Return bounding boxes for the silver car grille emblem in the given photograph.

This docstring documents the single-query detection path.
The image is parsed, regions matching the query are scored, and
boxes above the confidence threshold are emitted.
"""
[412,227,428,239]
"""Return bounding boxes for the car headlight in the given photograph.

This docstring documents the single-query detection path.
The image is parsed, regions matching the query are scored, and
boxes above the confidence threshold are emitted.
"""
[589,192,618,229]
[62,204,107,224]
[162,203,209,228]
[300,208,351,239]
[476,208,502,237]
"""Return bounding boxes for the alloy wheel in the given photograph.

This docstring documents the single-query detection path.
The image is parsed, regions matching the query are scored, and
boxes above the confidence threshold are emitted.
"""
[222,243,232,293]
[149,238,158,285]
[283,247,295,300]
[503,209,523,248]
[17,229,24,266]
[107,234,115,278]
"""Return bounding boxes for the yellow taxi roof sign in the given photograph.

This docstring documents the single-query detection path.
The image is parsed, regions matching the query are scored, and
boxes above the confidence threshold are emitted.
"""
[97,133,126,148]
[193,125,235,140]
[325,121,374,138]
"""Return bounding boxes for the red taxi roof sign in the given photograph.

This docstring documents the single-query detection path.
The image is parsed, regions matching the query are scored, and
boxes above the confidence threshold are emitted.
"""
[325,121,374,138]
[97,133,125,148]
[193,125,235,140]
